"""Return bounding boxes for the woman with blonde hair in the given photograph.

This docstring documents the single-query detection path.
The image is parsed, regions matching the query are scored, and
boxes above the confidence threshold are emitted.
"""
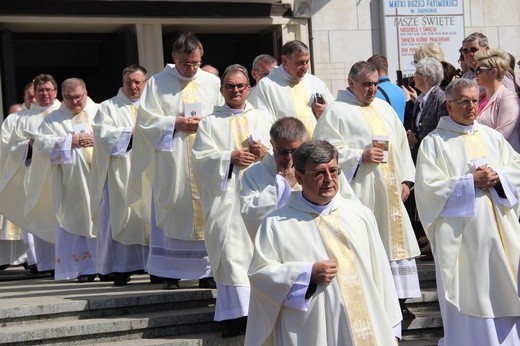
[413,43,444,63]
[475,48,520,152]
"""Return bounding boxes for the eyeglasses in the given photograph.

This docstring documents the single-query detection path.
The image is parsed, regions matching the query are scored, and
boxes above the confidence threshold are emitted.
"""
[461,47,480,55]
[475,66,492,75]
[178,61,202,68]
[223,83,249,91]
[63,93,85,102]
[302,166,342,179]
[362,82,378,88]
[36,88,56,94]
[273,146,297,156]
[449,98,479,107]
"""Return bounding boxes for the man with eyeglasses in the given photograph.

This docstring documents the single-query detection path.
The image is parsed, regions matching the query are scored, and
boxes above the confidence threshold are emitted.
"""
[0,74,62,277]
[246,139,402,345]
[90,65,148,286]
[415,78,520,345]
[23,78,99,282]
[192,63,272,338]
[129,32,222,291]
[240,116,360,238]
[460,32,516,93]
[252,40,334,136]
[314,61,421,319]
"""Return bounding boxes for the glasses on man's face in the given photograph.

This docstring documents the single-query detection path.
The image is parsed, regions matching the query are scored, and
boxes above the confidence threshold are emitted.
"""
[36,88,56,94]
[179,62,202,68]
[475,66,492,75]
[461,47,480,55]
[302,166,342,179]
[224,83,248,91]
[449,98,479,107]
[273,146,297,156]
[63,93,85,102]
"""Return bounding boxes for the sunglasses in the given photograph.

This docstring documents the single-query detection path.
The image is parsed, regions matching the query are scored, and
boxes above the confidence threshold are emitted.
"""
[461,47,480,55]
[475,66,492,75]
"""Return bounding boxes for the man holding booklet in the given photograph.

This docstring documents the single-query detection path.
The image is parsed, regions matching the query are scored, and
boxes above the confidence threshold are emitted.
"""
[313,60,420,319]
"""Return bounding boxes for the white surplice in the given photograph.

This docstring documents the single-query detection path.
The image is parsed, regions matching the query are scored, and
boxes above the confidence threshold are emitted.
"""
[91,89,148,275]
[415,116,520,345]
[27,98,99,280]
[192,103,273,319]
[313,90,421,298]
[246,193,402,346]
[128,65,222,280]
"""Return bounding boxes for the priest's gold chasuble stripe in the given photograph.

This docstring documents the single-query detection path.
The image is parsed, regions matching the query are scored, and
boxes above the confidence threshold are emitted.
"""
[230,111,251,174]
[360,106,406,259]
[461,130,517,283]
[289,80,315,138]
[73,111,93,171]
[314,211,376,346]
[182,80,204,240]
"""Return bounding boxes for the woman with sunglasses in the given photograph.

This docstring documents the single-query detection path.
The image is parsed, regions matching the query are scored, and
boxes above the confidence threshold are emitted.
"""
[474,48,520,152]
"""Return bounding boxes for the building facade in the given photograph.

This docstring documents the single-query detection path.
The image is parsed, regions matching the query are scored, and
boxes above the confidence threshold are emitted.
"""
[1,0,519,116]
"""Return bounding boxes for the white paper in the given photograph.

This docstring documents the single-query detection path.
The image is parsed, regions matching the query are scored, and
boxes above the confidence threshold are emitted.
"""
[184,102,202,117]
[373,135,389,162]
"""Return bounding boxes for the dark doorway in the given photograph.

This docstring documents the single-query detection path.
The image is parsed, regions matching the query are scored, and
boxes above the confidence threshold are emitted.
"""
[162,30,281,86]
[2,29,137,118]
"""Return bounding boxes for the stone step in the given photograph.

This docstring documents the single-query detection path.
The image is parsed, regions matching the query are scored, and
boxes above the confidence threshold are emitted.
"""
[0,307,218,345]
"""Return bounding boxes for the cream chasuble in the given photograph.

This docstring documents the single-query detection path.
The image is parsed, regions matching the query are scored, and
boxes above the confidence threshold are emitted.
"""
[415,117,520,317]
[246,193,401,346]
[128,64,222,241]
[252,65,334,134]
[25,98,99,240]
[91,88,147,245]
[313,90,419,261]
[0,101,61,243]
[193,104,273,286]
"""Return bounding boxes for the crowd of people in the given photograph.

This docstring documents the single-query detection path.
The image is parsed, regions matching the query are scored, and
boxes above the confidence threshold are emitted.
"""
[0,30,519,345]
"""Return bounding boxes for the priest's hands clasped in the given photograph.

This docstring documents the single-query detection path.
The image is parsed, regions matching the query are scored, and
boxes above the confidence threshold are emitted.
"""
[311,259,338,285]
[473,165,500,189]
[72,133,94,148]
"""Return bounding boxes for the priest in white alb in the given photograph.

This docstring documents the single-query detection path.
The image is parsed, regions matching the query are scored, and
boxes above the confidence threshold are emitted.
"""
[251,40,333,136]
[27,78,99,281]
[91,65,149,286]
[415,78,520,345]
[0,74,62,274]
[313,61,421,317]
[246,140,402,346]
[192,64,273,337]
[128,32,222,289]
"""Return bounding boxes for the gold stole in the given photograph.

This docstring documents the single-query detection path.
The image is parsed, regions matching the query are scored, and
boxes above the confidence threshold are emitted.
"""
[461,130,517,283]
[359,106,406,259]
[288,80,315,138]
[181,80,204,240]
[4,222,21,240]
[314,210,376,345]
[230,111,251,174]
[73,111,93,171]
[129,104,138,125]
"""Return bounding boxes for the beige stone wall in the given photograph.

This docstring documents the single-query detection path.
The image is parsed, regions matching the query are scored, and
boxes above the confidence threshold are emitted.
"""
[310,0,520,95]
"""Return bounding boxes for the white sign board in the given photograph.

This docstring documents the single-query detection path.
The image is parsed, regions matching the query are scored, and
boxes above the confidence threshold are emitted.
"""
[381,0,465,81]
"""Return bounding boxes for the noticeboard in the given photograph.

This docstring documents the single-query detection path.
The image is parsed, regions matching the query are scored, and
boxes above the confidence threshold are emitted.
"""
[381,0,465,81]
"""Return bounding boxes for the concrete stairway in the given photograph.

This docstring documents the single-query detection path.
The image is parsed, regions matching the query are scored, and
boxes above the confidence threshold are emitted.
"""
[0,262,442,345]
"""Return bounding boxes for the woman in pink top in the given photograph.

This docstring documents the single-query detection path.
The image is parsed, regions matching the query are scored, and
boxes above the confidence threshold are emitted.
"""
[474,48,520,152]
